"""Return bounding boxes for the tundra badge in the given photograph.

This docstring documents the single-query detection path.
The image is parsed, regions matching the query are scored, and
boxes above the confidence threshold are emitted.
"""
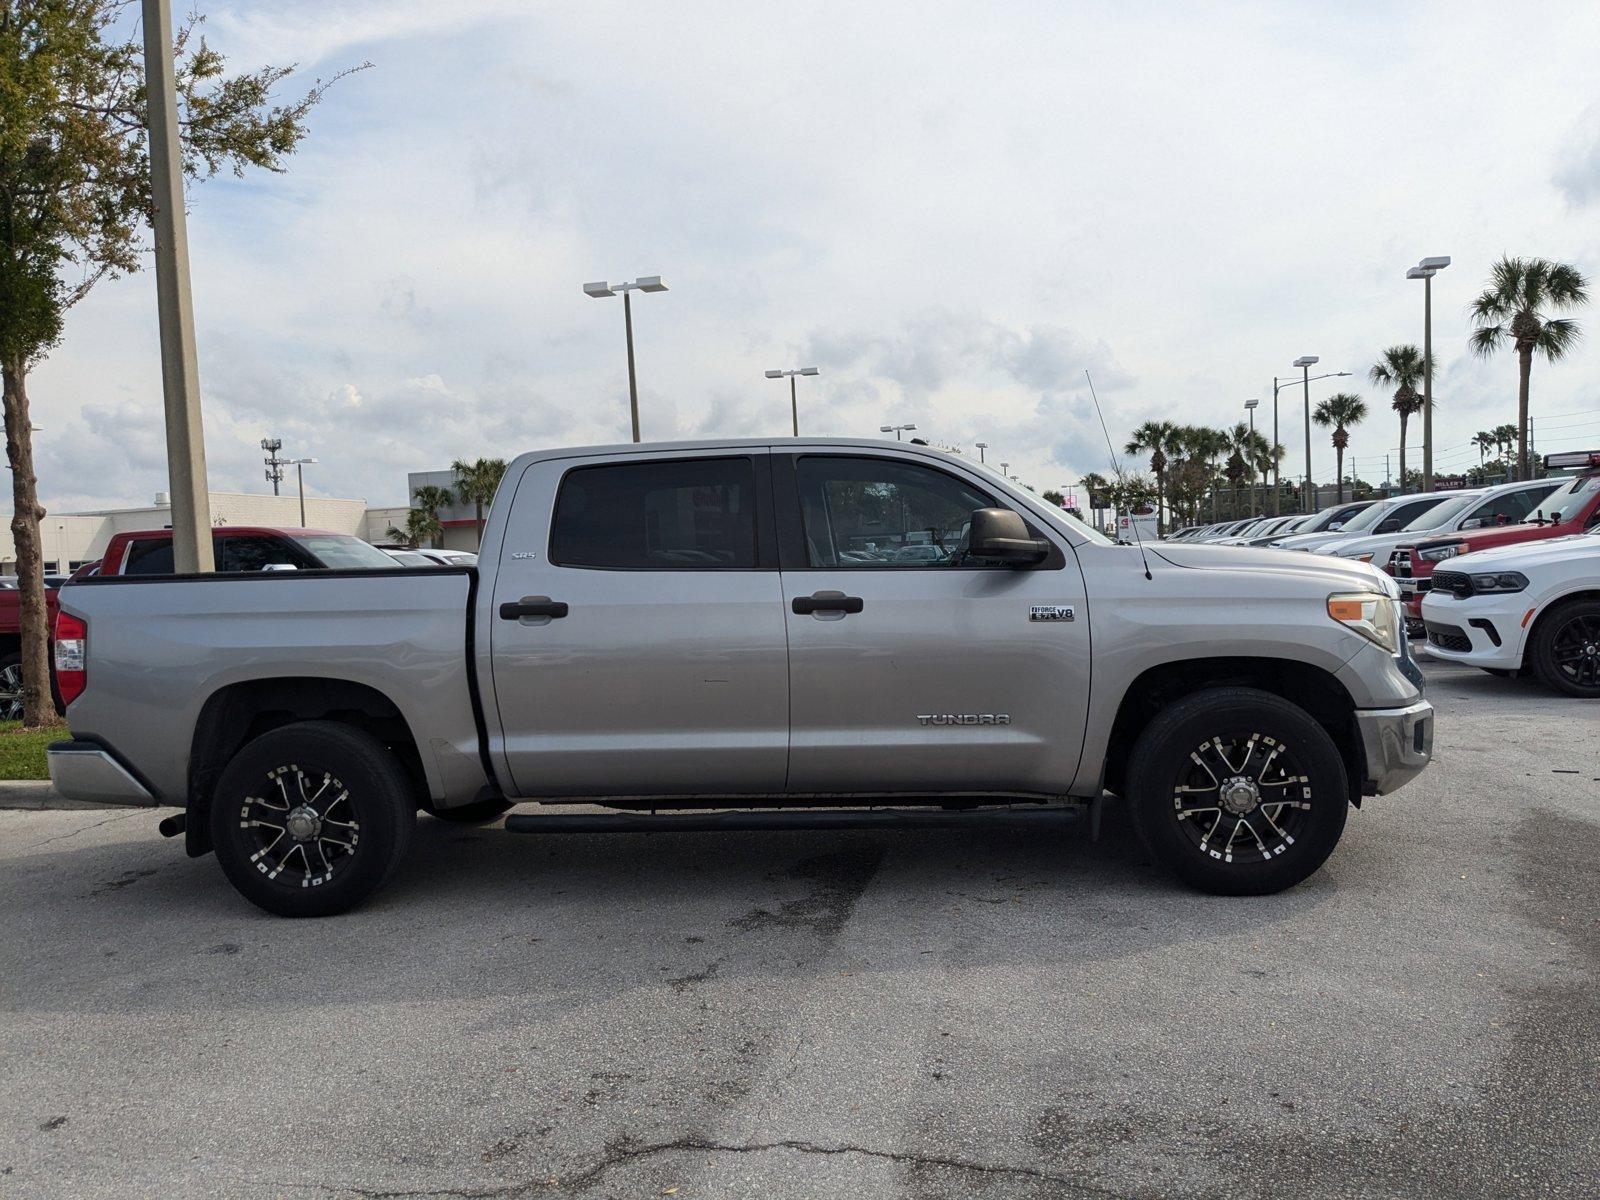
[1029,605,1075,622]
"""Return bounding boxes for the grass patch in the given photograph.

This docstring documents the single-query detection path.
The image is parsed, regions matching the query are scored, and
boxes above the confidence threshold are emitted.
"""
[0,721,60,781]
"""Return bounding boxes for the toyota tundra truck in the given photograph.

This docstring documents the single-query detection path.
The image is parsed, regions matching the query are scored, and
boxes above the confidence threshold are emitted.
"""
[47,438,1434,916]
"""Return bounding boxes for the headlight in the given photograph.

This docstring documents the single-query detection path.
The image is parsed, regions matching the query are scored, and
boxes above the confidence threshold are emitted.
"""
[1417,542,1466,563]
[1327,591,1399,653]
[1470,571,1528,594]
[1354,553,1373,563]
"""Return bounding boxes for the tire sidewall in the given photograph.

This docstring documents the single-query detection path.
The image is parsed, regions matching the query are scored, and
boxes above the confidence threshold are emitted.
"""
[1127,688,1349,895]
[1532,599,1600,698]
[209,722,413,917]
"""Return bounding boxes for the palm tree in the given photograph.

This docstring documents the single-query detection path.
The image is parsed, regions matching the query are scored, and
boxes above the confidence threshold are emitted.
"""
[1469,256,1589,480]
[451,458,509,546]
[1472,430,1495,465]
[386,507,441,549]
[410,484,454,549]
[1124,421,1178,532]
[1312,393,1368,504]
[1368,345,1428,489]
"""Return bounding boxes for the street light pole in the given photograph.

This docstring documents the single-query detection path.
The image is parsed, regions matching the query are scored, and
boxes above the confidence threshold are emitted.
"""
[1407,257,1450,488]
[142,0,213,573]
[765,367,819,436]
[584,276,668,443]
[974,441,988,463]
[286,458,317,527]
[880,424,917,441]
[1294,357,1318,512]
[1245,399,1260,514]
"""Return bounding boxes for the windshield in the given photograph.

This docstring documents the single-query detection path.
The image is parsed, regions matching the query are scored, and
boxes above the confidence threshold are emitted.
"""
[1333,500,1395,535]
[1402,492,1476,530]
[962,460,1114,545]
[1536,473,1600,518]
[292,534,403,570]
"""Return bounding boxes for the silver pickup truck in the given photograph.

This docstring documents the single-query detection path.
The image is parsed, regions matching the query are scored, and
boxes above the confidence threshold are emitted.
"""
[49,438,1433,916]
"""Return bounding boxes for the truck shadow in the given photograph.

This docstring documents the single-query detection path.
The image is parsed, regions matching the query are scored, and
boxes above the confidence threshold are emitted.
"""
[7,800,1351,1017]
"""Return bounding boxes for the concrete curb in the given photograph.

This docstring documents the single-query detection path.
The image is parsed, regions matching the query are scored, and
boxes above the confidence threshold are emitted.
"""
[0,780,121,811]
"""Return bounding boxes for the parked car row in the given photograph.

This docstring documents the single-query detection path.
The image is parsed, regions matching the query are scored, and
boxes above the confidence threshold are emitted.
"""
[1162,451,1600,698]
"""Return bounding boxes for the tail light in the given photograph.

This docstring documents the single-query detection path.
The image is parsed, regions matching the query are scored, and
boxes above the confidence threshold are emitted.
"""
[53,612,87,706]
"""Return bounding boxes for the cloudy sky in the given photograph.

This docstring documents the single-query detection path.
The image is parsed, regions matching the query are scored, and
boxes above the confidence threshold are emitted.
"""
[30,0,1600,512]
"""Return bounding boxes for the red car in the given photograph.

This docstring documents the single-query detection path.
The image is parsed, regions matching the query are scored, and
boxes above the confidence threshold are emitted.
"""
[0,585,62,720]
[1390,451,1600,621]
[98,526,398,575]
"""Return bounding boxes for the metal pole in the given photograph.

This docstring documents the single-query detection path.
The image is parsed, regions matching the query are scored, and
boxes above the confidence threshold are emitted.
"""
[142,0,213,573]
[1422,274,1433,490]
[1272,378,1281,516]
[623,290,640,443]
[1302,364,1313,513]
[790,375,799,437]
[296,462,306,527]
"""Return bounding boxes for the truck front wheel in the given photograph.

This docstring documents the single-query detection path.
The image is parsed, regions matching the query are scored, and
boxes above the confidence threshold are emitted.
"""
[209,721,416,917]
[1125,687,1349,896]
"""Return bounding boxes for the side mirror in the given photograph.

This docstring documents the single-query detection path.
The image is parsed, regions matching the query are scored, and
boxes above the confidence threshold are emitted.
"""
[261,562,299,572]
[1460,518,1484,530]
[1328,521,1344,531]
[966,508,1047,564]
[1377,518,1401,533]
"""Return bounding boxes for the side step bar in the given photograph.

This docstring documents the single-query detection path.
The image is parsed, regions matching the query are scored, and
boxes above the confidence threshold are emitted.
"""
[504,805,1081,835]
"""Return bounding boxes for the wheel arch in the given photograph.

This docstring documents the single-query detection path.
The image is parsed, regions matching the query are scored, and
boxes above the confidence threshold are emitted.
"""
[1523,588,1600,659]
[185,677,426,858]
[1101,657,1363,807]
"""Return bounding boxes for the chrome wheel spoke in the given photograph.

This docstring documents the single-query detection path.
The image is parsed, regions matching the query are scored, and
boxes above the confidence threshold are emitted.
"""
[244,765,356,887]
[1174,731,1311,864]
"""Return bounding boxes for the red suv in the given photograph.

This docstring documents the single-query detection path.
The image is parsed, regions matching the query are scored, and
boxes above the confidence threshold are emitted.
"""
[1390,451,1600,622]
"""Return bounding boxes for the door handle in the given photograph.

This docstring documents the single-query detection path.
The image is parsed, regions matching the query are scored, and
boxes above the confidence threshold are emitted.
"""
[499,596,569,620]
[792,592,864,615]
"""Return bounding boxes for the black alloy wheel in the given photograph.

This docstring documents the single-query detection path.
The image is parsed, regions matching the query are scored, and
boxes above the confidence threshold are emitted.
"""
[1126,687,1349,895]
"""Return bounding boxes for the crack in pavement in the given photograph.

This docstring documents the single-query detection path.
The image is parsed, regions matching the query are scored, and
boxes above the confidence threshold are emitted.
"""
[322,1134,1116,1198]
[19,810,142,851]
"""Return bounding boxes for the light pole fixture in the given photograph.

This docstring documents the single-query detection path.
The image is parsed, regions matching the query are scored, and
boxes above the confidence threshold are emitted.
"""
[583,275,669,443]
[880,423,917,441]
[1407,255,1450,487]
[1244,398,1259,435]
[261,437,285,496]
[974,440,988,463]
[1271,368,1351,514]
[764,366,819,437]
[284,457,317,527]
[999,461,1009,477]
[1293,356,1319,512]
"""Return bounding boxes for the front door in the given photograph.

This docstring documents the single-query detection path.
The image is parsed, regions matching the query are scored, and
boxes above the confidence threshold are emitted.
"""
[488,451,789,797]
[777,452,1090,795]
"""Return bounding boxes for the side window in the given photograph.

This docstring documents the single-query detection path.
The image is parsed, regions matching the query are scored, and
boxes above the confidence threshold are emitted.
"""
[549,457,758,569]
[1472,487,1548,526]
[220,536,304,572]
[123,539,174,575]
[795,456,1000,568]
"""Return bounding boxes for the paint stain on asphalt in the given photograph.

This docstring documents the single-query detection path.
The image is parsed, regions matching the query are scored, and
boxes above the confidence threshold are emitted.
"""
[728,846,886,938]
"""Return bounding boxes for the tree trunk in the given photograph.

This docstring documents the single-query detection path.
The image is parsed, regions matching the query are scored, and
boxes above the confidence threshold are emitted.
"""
[2,356,55,728]
[1335,446,1345,504]
[1516,345,1533,481]
[1397,414,1408,491]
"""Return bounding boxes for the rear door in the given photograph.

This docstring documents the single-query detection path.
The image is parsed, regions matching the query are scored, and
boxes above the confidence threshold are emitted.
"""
[487,449,789,797]
[776,451,1090,795]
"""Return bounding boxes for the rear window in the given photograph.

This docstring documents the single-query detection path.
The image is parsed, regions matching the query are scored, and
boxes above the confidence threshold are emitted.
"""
[290,535,400,570]
[550,457,758,569]
[123,539,175,575]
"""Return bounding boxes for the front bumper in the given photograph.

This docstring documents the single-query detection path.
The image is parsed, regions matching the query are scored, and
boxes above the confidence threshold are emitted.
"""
[1354,699,1434,796]
[47,740,157,807]
[1419,594,1526,668]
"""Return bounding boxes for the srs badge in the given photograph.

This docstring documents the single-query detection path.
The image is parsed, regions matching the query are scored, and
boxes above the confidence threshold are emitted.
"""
[1029,605,1075,622]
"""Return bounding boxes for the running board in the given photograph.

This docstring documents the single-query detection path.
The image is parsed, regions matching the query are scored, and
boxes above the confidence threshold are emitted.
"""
[504,805,1081,835]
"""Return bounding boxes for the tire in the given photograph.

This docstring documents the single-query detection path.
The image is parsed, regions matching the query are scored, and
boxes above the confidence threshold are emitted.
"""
[209,721,416,917]
[0,653,22,722]
[1125,687,1349,896]
[425,797,514,824]
[1529,598,1600,698]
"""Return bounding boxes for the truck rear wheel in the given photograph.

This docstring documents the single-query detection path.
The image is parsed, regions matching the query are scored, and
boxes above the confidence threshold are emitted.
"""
[1529,598,1600,698]
[209,721,415,917]
[1125,687,1348,896]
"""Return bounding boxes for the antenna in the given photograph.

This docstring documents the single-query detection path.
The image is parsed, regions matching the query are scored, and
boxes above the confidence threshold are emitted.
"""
[1085,369,1153,580]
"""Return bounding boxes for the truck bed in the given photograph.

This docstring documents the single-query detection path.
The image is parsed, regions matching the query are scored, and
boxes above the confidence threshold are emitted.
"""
[55,568,490,807]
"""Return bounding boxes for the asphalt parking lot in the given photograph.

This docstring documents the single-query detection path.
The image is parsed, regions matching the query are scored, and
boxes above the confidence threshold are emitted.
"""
[1,656,1595,1200]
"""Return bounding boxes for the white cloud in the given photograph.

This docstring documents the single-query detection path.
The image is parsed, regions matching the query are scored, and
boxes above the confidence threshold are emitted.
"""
[26,0,1600,516]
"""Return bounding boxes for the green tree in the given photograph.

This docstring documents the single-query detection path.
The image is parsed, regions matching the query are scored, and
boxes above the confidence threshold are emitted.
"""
[386,507,440,550]
[1124,420,1179,533]
[451,457,508,546]
[0,1,359,725]
[410,484,454,548]
[1471,429,1495,465]
[1367,345,1428,488]
[1040,488,1064,507]
[1469,256,1589,480]
[1312,393,1368,503]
